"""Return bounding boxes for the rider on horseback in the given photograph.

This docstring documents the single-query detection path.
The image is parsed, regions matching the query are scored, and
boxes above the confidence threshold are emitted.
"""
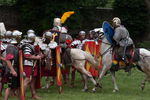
[112,17,135,72]
[112,17,134,61]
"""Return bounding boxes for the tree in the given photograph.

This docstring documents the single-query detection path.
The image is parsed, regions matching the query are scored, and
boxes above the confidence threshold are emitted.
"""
[113,0,149,41]
[15,0,108,35]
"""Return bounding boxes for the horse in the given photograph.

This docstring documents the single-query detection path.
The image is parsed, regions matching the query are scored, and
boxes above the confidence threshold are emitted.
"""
[64,48,101,91]
[57,32,101,91]
[39,33,101,91]
[97,34,150,92]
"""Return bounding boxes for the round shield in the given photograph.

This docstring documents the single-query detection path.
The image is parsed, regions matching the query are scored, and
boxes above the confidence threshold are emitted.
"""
[102,21,115,45]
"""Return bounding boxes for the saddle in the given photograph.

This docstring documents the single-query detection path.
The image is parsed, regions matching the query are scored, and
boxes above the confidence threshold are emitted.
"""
[111,46,140,71]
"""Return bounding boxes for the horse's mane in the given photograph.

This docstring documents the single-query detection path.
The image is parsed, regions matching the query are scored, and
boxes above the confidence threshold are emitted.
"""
[140,48,150,56]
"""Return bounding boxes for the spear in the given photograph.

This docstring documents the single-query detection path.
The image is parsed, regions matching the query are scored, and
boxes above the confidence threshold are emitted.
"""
[19,50,25,100]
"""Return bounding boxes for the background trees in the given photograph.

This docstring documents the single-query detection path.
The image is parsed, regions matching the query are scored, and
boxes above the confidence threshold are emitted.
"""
[113,0,149,41]
[0,0,149,43]
[15,0,108,34]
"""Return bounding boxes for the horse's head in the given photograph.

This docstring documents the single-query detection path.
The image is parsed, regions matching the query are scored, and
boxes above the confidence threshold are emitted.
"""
[93,28,105,40]
[92,28,111,55]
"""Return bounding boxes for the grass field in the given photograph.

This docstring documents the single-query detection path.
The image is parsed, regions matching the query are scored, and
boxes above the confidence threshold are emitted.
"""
[2,68,150,100]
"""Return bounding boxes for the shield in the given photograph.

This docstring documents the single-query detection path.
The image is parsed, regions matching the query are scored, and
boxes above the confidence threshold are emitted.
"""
[84,41,98,77]
[102,21,115,45]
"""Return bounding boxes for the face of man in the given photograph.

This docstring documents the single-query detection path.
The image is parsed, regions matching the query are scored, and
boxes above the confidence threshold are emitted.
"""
[112,22,117,28]
[89,33,94,39]
[53,18,61,26]
[29,37,35,43]
[45,37,51,44]
[15,36,22,43]
[80,35,85,40]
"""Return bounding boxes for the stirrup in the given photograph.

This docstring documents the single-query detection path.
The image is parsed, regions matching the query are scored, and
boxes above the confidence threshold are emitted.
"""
[122,56,126,61]
[122,56,127,63]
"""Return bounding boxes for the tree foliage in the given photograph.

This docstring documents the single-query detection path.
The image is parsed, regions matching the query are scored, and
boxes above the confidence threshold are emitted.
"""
[113,0,149,41]
[0,0,16,5]
[16,0,107,35]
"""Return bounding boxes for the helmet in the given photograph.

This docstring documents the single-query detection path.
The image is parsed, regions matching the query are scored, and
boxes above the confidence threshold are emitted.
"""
[27,33,36,38]
[27,29,35,34]
[44,31,52,37]
[11,30,22,43]
[112,17,121,26]
[5,31,12,37]
[12,30,22,37]
[53,18,61,27]
[89,30,94,34]
[79,31,86,35]
[27,32,36,43]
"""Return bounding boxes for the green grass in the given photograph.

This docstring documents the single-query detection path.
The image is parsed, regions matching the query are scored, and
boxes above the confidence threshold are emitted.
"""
[2,69,150,100]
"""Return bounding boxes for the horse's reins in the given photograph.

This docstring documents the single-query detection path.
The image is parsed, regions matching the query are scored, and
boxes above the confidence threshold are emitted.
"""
[100,46,112,57]
[140,54,150,58]
[98,37,112,57]
[73,58,86,61]
[139,54,150,63]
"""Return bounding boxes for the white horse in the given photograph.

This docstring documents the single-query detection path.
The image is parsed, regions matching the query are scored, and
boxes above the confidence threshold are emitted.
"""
[40,40,101,91]
[69,48,101,91]
[97,35,150,92]
[39,31,102,91]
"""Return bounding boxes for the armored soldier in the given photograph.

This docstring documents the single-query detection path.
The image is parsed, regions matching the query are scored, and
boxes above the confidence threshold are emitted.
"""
[22,30,43,99]
[52,18,62,31]
[52,17,70,34]
[5,31,12,44]
[4,30,22,100]
[40,30,53,88]
[88,30,95,40]
[71,31,88,49]
[112,17,134,61]
[87,30,99,44]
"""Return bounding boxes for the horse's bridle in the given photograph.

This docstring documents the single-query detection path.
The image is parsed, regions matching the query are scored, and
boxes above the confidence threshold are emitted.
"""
[98,34,112,57]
